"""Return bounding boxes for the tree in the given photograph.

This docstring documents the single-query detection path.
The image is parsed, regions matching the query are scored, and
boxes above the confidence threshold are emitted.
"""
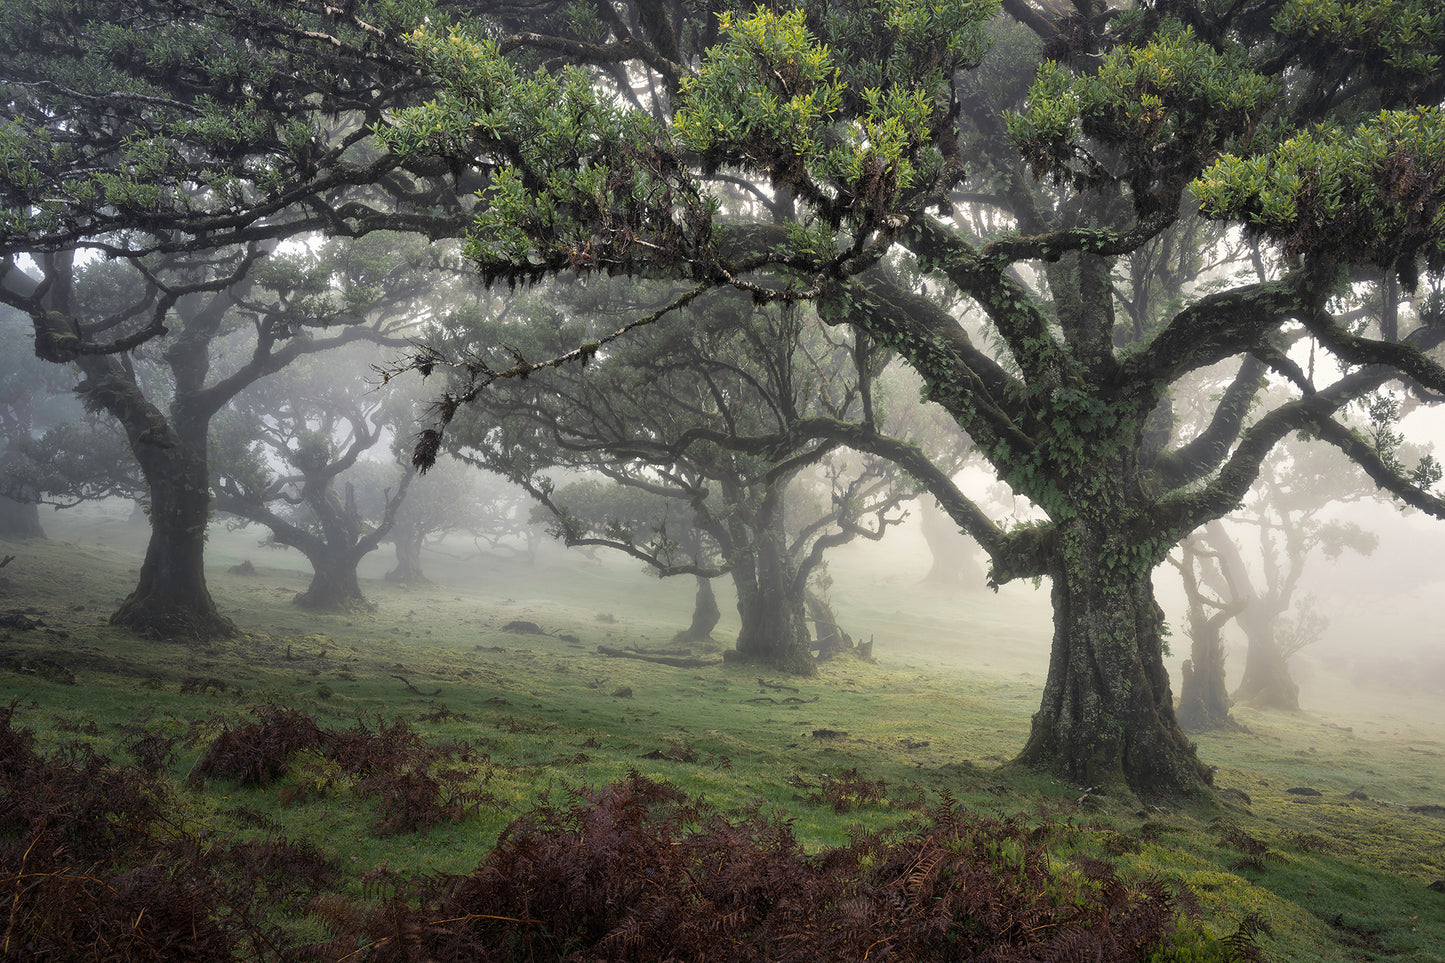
[1171,525,1245,732]
[2,416,142,516]
[381,0,1445,797]
[918,497,987,589]
[1178,436,1383,713]
[0,1,470,255]
[212,338,418,610]
[1,238,429,635]
[0,0,470,634]
[378,460,507,585]
[431,285,925,674]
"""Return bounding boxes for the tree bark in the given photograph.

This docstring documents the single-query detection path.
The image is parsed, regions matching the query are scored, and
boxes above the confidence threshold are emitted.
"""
[1176,630,1235,732]
[1017,519,1212,798]
[673,574,720,643]
[806,591,850,661]
[1198,524,1301,712]
[1232,605,1300,711]
[385,516,429,584]
[294,546,370,610]
[0,497,44,539]
[71,357,235,639]
[111,429,235,639]
[727,525,816,675]
[23,259,239,640]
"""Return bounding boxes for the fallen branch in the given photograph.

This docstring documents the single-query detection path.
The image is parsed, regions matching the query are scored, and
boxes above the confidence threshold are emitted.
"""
[757,677,800,693]
[391,675,442,696]
[743,695,819,705]
[596,645,722,669]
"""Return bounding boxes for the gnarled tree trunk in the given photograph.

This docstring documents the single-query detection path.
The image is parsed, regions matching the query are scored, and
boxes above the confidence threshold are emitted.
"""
[71,359,235,640]
[1174,534,1239,732]
[1017,519,1212,798]
[1233,605,1300,711]
[295,546,370,610]
[728,525,815,675]
[806,591,851,661]
[1176,630,1235,732]
[674,574,720,644]
[111,427,234,639]
[385,516,429,584]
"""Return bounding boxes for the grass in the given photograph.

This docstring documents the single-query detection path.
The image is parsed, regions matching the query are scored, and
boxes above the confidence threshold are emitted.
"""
[2,502,1444,960]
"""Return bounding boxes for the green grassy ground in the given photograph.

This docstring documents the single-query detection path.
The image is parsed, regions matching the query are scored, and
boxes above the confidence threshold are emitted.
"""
[2,504,1443,960]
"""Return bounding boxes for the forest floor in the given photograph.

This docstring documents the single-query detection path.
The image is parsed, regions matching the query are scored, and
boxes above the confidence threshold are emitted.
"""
[1,504,1442,961]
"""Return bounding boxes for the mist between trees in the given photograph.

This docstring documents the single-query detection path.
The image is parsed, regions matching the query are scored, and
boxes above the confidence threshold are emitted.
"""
[4,0,1445,801]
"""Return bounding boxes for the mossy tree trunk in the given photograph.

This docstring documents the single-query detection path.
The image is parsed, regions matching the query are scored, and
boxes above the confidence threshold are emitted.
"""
[1198,524,1301,711]
[216,472,412,613]
[295,546,370,610]
[1177,627,1236,732]
[1174,533,1239,732]
[57,323,233,637]
[19,259,238,639]
[1016,521,1212,798]
[727,516,816,676]
[98,389,232,639]
[806,591,850,661]
[114,450,234,638]
[0,498,43,539]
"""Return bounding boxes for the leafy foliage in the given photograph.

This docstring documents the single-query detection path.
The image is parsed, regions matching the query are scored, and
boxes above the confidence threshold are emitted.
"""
[1195,107,1445,284]
[1010,21,1274,213]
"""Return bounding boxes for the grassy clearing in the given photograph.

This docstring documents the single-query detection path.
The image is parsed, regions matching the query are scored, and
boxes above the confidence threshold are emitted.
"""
[2,504,1443,960]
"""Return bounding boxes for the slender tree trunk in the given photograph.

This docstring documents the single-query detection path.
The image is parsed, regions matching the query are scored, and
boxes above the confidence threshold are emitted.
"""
[674,575,720,643]
[1233,606,1300,711]
[1017,519,1212,798]
[0,497,43,539]
[385,517,428,584]
[728,526,816,675]
[1174,535,1238,732]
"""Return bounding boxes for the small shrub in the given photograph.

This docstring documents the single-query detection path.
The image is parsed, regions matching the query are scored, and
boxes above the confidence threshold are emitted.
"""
[188,704,327,787]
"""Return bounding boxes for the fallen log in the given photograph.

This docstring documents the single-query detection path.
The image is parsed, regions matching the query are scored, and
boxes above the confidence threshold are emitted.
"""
[596,645,723,669]
[391,674,442,696]
[757,677,800,693]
